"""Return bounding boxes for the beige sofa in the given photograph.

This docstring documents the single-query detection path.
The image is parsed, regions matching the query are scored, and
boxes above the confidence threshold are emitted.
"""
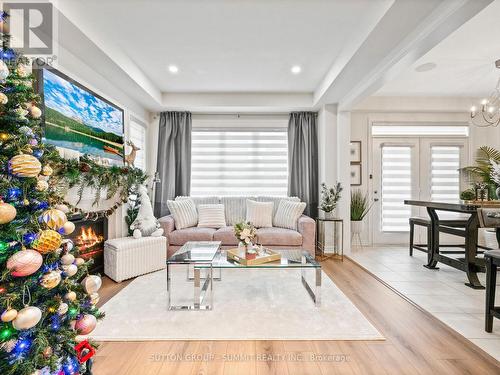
[159,196,316,258]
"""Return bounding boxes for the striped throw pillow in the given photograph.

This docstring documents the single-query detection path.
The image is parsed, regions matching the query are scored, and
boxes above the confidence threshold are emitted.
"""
[246,200,273,228]
[273,200,306,230]
[167,198,198,229]
[197,204,226,228]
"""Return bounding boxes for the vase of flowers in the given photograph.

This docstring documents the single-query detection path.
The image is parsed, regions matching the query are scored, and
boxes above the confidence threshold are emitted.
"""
[234,221,257,259]
[319,182,343,219]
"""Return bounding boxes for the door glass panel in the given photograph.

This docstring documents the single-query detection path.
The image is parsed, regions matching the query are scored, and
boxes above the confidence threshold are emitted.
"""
[381,146,412,232]
[430,146,460,203]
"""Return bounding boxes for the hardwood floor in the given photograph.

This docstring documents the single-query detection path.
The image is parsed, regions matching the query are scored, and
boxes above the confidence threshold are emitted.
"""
[92,258,500,374]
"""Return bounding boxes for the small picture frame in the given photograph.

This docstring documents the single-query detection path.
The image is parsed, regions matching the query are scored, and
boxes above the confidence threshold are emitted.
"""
[350,141,361,164]
[350,164,362,186]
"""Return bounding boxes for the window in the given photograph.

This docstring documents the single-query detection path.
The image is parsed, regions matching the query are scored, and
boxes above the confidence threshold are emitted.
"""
[430,146,460,203]
[381,146,412,232]
[129,118,147,170]
[372,124,469,137]
[191,128,288,196]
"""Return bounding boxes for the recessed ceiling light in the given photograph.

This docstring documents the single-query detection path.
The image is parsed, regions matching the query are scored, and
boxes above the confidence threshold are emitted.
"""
[291,65,302,74]
[168,65,179,74]
[415,62,437,72]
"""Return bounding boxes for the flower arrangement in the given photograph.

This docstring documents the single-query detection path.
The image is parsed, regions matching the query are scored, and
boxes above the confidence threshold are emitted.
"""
[234,221,257,245]
[319,182,343,213]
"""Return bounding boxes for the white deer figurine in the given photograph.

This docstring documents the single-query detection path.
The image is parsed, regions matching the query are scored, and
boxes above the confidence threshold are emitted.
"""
[130,185,164,239]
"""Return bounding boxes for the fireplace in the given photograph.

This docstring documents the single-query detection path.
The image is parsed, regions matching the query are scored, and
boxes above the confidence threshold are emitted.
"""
[67,215,107,273]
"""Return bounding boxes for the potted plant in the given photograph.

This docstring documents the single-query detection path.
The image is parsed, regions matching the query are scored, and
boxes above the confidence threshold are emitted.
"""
[319,182,343,219]
[350,190,373,236]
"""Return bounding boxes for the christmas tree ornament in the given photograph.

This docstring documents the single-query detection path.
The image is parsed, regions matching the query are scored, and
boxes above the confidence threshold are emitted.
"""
[33,149,43,159]
[81,275,102,294]
[39,208,67,230]
[8,154,42,177]
[7,249,43,276]
[62,264,78,277]
[34,200,49,210]
[62,221,75,235]
[75,257,85,266]
[0,59,9,81]
[40,270,62,289]
[65,291,77,302]
[23,232,36,245]
[0,200,17,224]
[12,306,42,330]
[61,253,75,265]
[14,107,29,120]
[6,187,22,201]
[29,138,38,146]
[57,302,68,315]
[18,126,34,137]
[16,64,29,78]
[1,308,18,322]
[75,314,97,335]
[42,346,53,358]
[55,204,70,213]
[35,179,49,191]
[0,338,16,352]
[41,165,53,176]
[29,105,42,118]
[32,229,62,253]
[89,293,100,305]
[62,239,74,252]
[0,48,15,61]
[0,92,7,104]
[0,132,8,141]
[0,240,9,253]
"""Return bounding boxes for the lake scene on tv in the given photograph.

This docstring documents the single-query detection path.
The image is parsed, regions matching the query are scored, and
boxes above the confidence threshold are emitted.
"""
[42,69,124,165]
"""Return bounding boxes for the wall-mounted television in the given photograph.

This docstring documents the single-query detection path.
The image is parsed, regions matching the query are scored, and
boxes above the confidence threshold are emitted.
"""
[36,65,125,165]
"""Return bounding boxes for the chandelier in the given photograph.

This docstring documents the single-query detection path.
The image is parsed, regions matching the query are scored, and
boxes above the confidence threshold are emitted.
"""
[470,59,500,127]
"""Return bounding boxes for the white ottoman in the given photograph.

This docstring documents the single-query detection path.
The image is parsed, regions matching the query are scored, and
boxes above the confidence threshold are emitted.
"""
[104,236,167,282]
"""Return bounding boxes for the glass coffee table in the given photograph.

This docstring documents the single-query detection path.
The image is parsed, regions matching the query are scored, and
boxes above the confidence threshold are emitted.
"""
[167,243,321,310]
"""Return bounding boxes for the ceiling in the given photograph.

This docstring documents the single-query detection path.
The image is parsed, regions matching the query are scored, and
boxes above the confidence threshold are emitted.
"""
[376,0,500,97]
[58,0,392,93]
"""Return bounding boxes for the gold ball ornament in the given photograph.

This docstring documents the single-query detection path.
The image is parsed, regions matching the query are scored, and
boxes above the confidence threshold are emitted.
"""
[81,275,102,294]
[41,165,53,176]
[65,291,77,302]
[32,230,62,254]
[61,253,75,265]
[62,221,75,235]
[62,264,78,277]
[9,154,42,178]
[0,200,16,224]
[35,179,49,192]
[75,314,97,335]
[39,209,67,230]
[30,106,42,119]
[57,303,68,315]
[0,92,8,104]
[75,257,85,266]
[40,270,62,289]
[7,249,43,277]
[89,292,100,305]
[12,306,42,330]
[1,309,18,322]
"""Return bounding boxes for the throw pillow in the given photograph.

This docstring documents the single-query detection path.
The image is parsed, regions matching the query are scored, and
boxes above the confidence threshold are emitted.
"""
[167,198,198,229]
[246,200,273,228]
[273,200,306,230]
[197,204,226,228]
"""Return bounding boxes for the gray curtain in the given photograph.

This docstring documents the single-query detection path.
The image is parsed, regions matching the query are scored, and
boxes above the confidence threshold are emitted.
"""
[154,111,192,217]
[288,112,319,218]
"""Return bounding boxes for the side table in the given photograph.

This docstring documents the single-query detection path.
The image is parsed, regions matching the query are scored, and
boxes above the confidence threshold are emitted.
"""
[316,218,344,261]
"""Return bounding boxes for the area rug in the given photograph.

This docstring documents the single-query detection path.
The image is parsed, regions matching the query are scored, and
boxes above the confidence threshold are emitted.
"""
[92,268,384,341]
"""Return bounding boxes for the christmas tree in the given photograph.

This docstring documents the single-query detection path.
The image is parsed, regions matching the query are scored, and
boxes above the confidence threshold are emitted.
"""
[0,12,103,375]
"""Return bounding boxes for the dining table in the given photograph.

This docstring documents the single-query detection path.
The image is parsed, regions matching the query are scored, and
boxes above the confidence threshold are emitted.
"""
[404,200,500,289]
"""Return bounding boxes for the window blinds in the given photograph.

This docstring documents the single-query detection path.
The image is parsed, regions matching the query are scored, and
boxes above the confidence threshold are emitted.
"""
[381,146,412,232]
[190,129,288,196]
[430,146,460,203]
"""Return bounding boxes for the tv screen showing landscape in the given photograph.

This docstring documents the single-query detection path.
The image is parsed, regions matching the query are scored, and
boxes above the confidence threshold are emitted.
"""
[41,68,124,165]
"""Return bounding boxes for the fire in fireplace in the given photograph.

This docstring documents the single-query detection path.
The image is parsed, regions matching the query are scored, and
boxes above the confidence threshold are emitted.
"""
[68,215,107,272]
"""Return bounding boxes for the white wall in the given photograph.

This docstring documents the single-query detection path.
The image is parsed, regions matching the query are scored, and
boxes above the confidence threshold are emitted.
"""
[349,96,500,245]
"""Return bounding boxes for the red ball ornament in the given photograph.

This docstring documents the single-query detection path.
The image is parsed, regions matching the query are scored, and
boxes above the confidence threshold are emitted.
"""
[75,314,97,335]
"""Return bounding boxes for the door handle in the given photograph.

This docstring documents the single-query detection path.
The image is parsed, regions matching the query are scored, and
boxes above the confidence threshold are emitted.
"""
[374,198,379,202]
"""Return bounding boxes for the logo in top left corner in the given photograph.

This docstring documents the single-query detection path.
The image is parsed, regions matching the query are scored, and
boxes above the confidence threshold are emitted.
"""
[2,2,55,58]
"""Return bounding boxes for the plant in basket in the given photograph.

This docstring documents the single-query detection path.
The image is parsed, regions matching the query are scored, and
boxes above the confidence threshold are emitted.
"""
[233,221,257,259]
